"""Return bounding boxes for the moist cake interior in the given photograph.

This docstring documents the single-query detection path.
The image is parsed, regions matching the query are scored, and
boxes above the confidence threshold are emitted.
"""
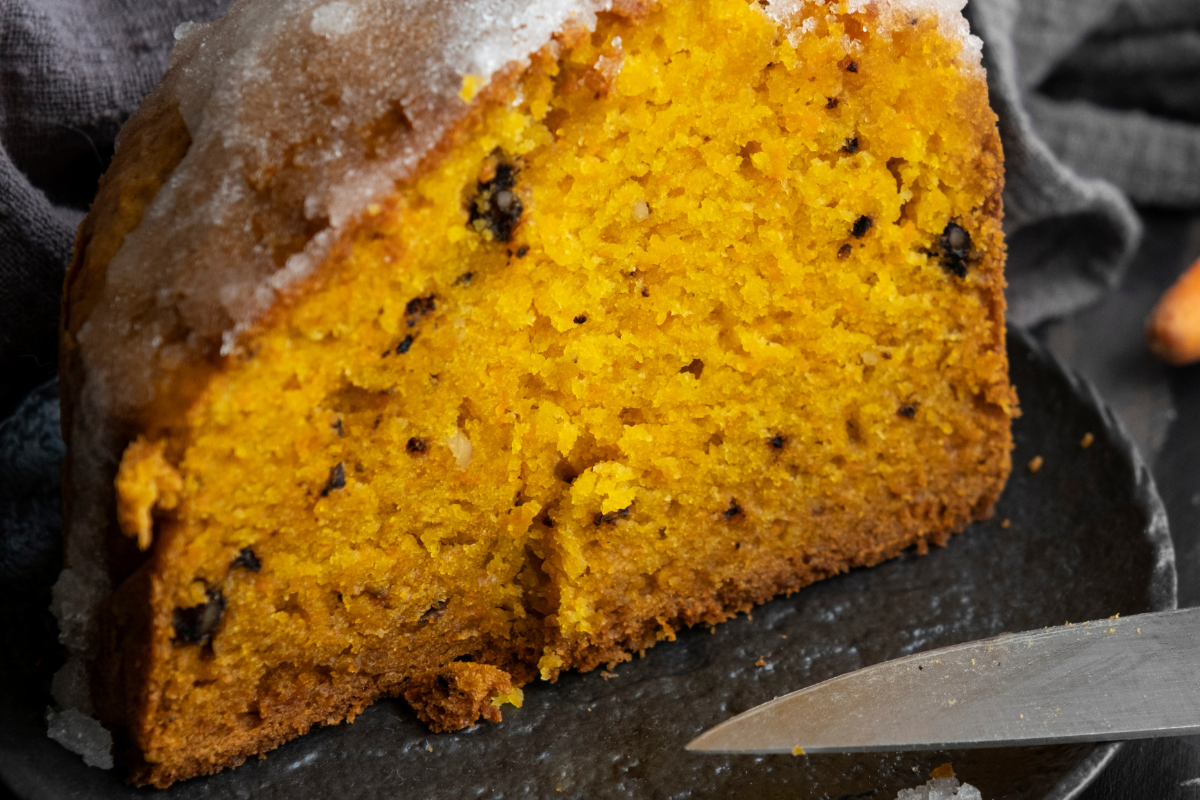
[109,0,1011,784]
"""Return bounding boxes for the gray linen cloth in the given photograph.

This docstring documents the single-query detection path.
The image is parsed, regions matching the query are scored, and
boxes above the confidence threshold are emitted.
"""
[967,0,1200,324]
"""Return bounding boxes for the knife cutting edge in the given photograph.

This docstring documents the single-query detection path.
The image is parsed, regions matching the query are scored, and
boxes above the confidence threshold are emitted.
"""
[686,607,1200,755]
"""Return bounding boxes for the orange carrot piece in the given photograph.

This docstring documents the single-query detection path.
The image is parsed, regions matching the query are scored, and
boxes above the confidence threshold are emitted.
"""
[1147,254,1200,365]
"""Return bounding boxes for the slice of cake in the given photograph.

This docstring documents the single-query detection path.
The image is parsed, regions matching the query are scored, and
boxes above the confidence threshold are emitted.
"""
[56,0,1015,786]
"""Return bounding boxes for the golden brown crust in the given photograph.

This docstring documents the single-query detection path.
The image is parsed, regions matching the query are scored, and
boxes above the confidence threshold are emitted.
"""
[126,660,397,787]
[971,67,1017,416]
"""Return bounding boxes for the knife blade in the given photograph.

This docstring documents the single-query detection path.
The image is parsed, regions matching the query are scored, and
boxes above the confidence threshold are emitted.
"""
[686,607,1200,754]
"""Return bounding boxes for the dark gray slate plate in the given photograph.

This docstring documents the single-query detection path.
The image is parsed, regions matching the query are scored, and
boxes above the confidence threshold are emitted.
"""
[0,328,1176,800]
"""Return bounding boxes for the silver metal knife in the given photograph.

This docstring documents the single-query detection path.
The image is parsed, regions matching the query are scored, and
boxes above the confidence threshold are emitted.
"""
[687,607,1200,754]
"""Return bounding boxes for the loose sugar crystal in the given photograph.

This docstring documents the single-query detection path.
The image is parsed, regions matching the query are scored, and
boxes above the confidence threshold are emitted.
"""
[46,708,114,770]
[897,776,984,800]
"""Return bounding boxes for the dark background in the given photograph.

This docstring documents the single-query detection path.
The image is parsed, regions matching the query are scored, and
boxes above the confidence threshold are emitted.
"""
[1037,210,1200,800]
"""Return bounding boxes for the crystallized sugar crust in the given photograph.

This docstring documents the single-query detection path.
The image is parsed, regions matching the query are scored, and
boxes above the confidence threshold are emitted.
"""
[896,776,983,800]
[767,0,981,72]
[53,0,987,768]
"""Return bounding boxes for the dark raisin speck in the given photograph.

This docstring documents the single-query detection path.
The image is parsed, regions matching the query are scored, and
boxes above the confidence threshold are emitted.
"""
[173,589,226,645]
[468,159,523,242]
[456,271,474,286]
[846,61,858,73]
[826,97,839,109]
[574,315,588,324]
[939,222,972,278]
[724,500,744,520]
[332,419,344,437]
[899,405,917,418]
[397,334,414,354]
[405,295,436,325]
[320,463,346,497]
[420,599,447,623]
[843,137,859,154]
[517,246,529,258]
[838,244,853,259]
[407,437,427,454]
[769,434,786,449]
[594,506,631,526]
[233,547,261,572]
[852,216,873,238]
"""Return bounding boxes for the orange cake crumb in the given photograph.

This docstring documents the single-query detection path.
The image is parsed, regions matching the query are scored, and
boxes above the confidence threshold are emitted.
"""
[403,663,523,733]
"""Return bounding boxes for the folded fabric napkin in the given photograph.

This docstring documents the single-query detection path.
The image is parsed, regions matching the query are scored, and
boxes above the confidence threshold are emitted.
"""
[1,0,1198,586]
[967,0,1200,325]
